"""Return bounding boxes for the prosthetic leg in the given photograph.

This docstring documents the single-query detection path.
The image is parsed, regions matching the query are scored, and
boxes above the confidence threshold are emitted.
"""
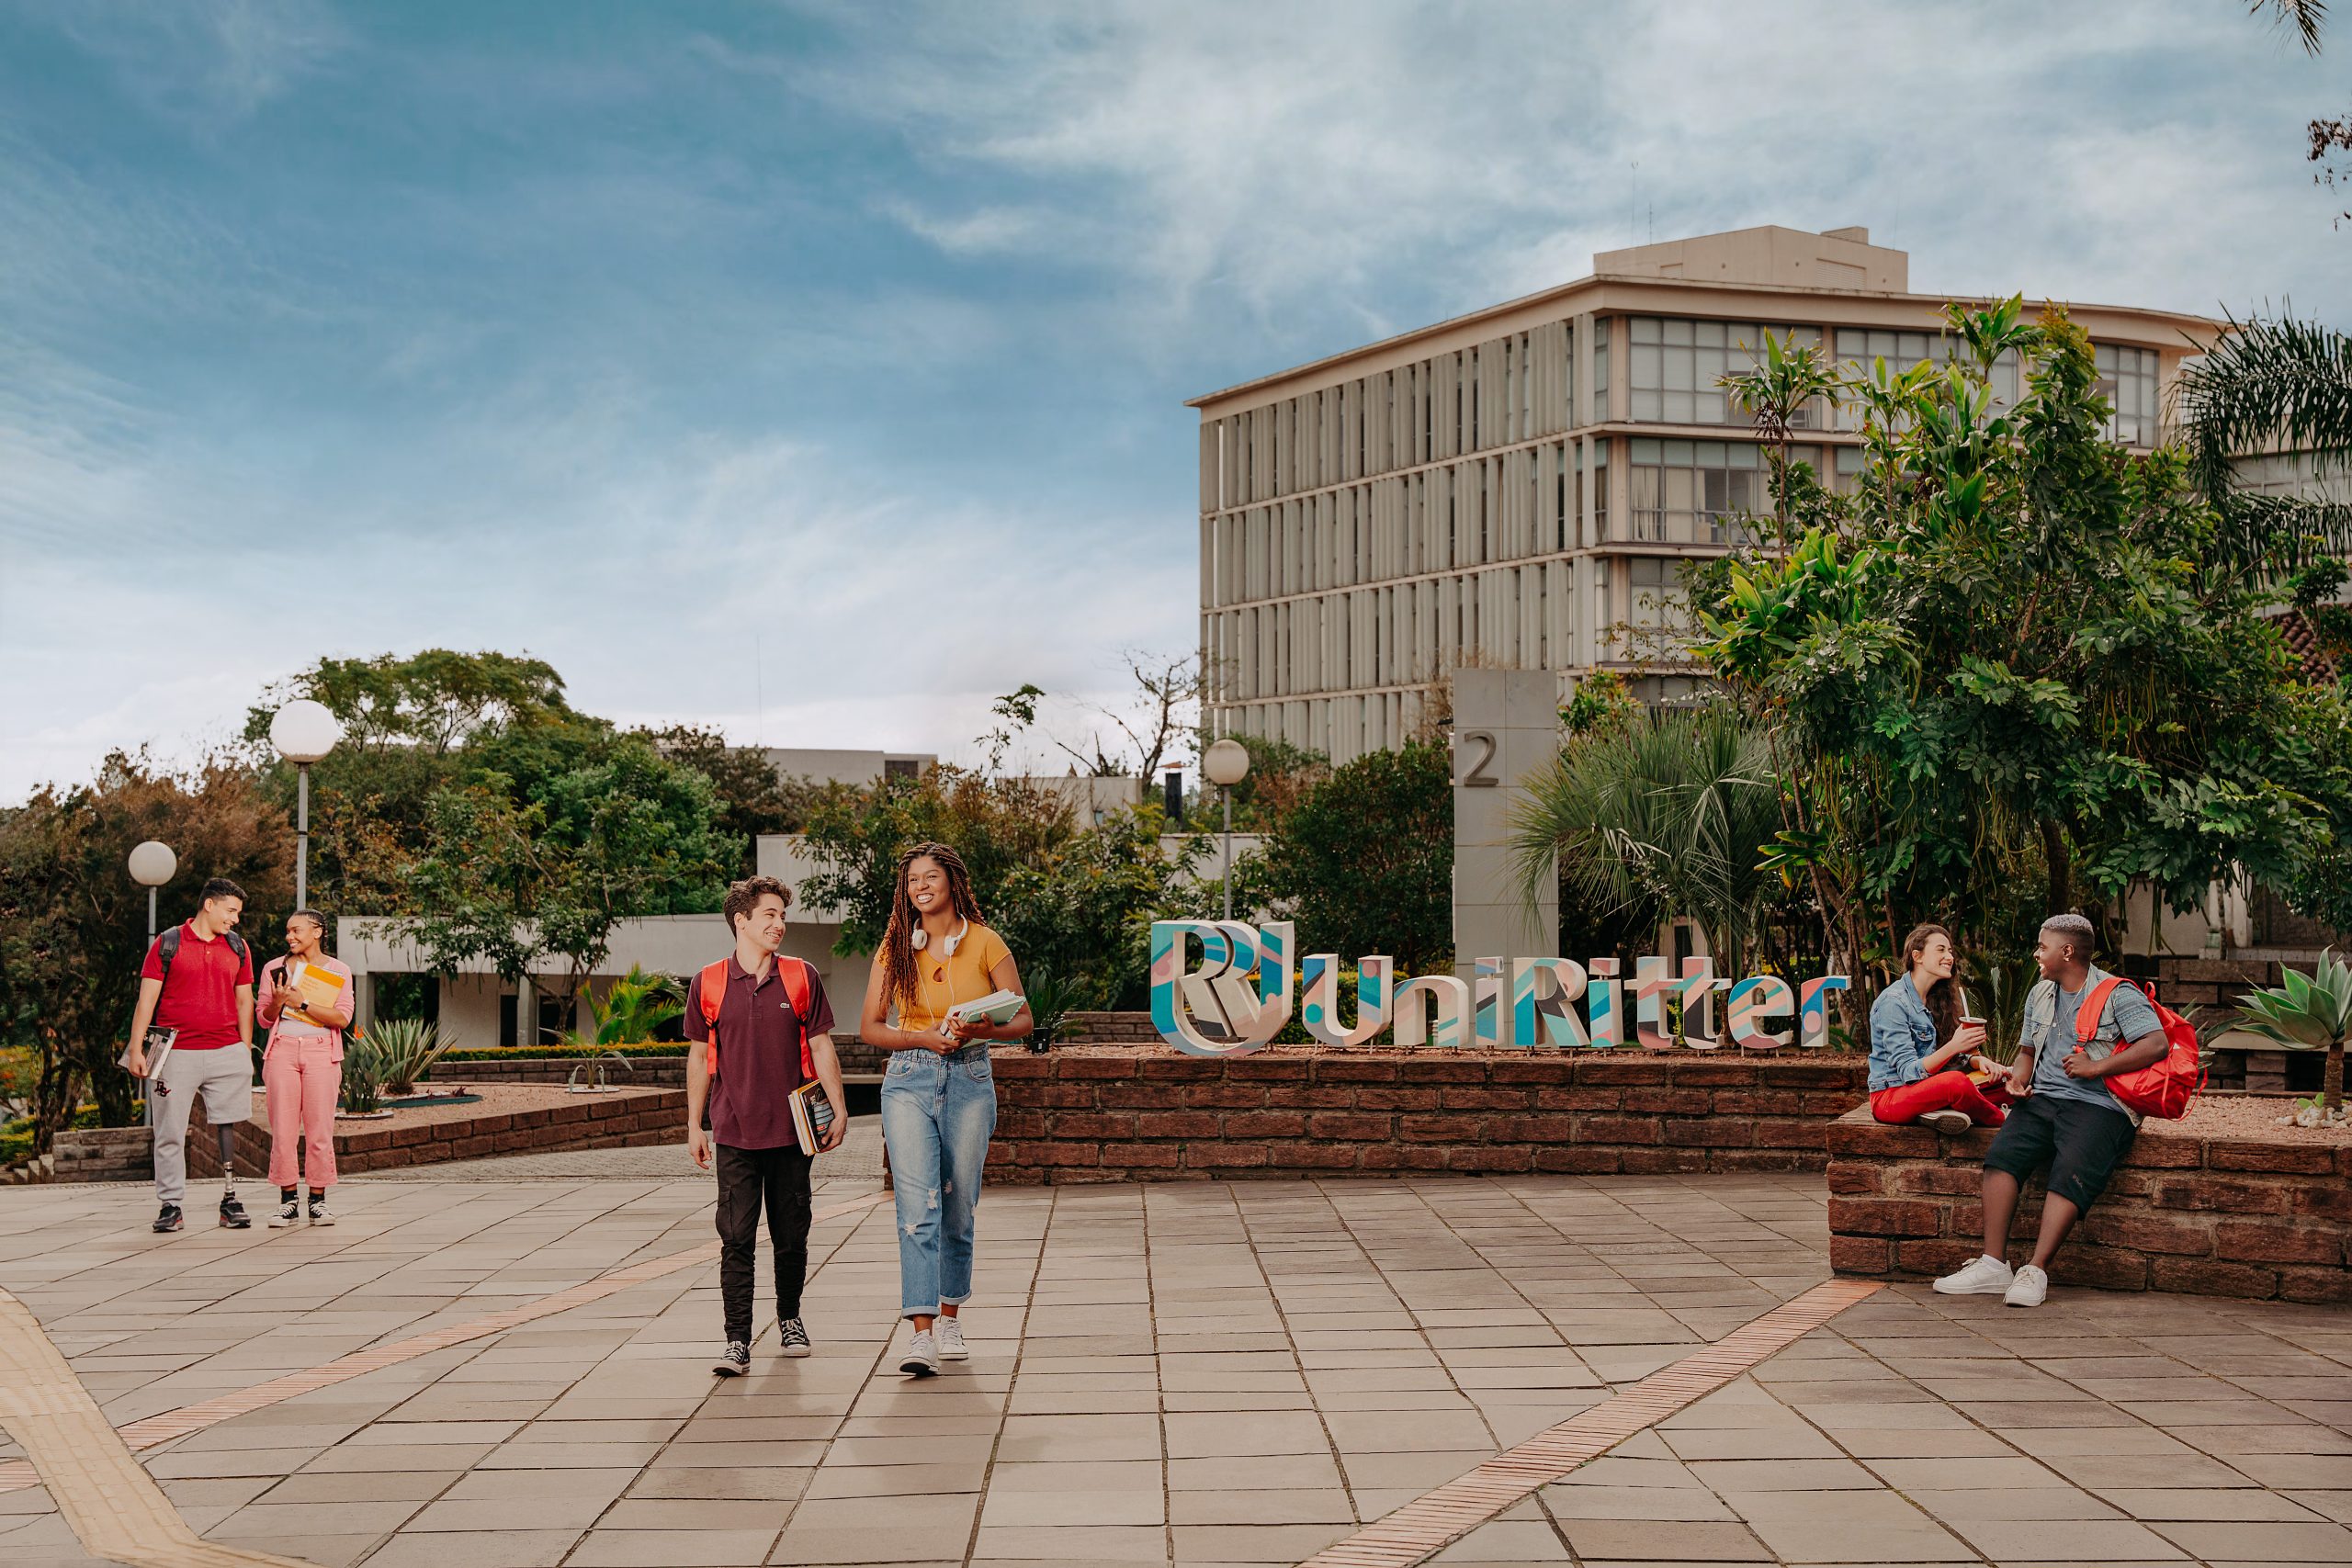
[217,1122,250,1228]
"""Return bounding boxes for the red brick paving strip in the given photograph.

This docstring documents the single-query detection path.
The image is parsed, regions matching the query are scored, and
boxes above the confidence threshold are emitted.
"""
[1295,1277,1885,1568]
[0,1189,891,1495]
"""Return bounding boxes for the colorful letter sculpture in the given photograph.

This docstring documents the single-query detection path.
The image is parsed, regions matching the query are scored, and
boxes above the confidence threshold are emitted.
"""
[1300,953,1393,1047]
[1392,975,1472,1049]
[1147,920,1843,1055]
[1148,919,1295,1056]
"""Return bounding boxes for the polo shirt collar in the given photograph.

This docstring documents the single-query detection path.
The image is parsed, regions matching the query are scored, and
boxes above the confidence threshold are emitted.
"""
[728,953,780,989]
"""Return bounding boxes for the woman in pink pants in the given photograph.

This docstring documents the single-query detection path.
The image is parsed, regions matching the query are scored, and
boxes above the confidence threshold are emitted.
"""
[256,910,353,1225]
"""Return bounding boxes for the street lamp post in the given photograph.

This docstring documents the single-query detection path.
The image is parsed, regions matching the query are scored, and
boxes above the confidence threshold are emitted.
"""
[1202,739,1251,922]
[269,700,344,909]
[127,841,175,1129]
[128,840,176,942]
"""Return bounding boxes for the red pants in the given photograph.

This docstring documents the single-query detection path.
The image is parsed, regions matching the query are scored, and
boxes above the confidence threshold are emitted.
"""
[1871,1069,2010,1127]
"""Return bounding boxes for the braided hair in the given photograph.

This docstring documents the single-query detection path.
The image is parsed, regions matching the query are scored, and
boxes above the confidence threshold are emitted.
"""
[878,841,986,1016]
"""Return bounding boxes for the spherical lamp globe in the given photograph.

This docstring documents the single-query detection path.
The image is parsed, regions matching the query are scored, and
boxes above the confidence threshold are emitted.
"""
[1202,738,1251,789]
[269,699,343,764]
[127,841,177,888]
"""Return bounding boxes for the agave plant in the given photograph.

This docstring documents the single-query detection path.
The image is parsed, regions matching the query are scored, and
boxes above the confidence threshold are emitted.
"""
[2233,950,2351,1116]
[573,967,685,1048]
[340,1031,388,1116]
[367,1018,452,1098]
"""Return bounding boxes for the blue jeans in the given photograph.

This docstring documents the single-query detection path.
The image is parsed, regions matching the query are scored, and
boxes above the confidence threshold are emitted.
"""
[879,1044,997,1318]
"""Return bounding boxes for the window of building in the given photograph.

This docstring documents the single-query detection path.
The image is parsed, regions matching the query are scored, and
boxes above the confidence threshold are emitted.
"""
[1628,318,1822,426]
[1833,329,2022,430]
[2096,344,2158,446]
[1626,555,1679,629]
[1592,318,1610,412]
[1626,438,1821,545]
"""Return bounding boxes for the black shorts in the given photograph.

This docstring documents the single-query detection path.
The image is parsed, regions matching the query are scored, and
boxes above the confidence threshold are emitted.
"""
[1983,1091,2137,1211]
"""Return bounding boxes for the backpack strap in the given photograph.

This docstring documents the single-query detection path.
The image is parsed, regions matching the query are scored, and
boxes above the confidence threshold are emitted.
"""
[778,957,818,1081]
[156,925,182,984]
[699,956,821,1083]
[696,959,730,1075]
[2075,976,2128,1044]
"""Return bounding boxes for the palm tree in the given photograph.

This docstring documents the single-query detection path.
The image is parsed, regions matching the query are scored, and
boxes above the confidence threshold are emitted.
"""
[2175,312,2352,570]
[2233,949,2351,1116]
[1510,710,1786,977]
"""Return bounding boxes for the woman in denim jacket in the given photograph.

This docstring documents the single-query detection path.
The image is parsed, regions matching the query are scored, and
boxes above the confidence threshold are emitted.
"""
[1869,923,2007,1134]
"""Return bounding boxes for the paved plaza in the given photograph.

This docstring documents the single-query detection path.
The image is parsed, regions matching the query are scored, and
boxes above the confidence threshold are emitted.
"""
[0,1163,2347,1568]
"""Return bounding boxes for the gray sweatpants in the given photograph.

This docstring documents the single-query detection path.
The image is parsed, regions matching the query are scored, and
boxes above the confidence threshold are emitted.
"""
[152,1047,253,1204]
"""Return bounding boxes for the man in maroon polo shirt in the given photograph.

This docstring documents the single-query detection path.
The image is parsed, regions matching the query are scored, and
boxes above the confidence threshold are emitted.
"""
[124,878,258,1233]
[686,874,848,1377]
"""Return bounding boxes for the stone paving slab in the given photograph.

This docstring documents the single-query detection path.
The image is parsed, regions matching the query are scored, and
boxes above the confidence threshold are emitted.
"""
[1,1171,2347,1567]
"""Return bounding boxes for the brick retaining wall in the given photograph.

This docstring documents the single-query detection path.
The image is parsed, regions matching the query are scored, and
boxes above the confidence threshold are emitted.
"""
[1826,1105,2351,1303]
[987,1046,1868,1185]
[435,1057,688,1088]
[180,1087,685,1179]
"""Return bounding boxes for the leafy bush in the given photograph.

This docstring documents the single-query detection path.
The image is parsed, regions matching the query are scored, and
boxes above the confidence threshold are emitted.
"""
[573,966,684,1048]
[1261,740,1453,973]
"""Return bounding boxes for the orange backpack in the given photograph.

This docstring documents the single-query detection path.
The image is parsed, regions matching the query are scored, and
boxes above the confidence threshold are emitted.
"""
[2075,976,2202,1120]
[698,957,818,1082]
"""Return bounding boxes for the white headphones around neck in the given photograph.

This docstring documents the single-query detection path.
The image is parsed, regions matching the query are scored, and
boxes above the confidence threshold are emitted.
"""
[910,918,967,956]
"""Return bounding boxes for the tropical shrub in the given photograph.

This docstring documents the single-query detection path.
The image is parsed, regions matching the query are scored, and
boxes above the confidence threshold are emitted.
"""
[575,966,684,1047]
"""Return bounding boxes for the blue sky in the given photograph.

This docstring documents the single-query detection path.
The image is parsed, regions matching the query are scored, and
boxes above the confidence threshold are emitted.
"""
[3,0,2347,797]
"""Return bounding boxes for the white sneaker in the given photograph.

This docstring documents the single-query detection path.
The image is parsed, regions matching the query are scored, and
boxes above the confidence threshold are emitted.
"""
[936,1316,968,1361]
[267,1201,300,1227]
[1933,1255,2016,1295]
[1919,1109,1972,1134]
[899,1329,940,1378]
[307,1200,334,1225]
[2004,1263,2049,1308]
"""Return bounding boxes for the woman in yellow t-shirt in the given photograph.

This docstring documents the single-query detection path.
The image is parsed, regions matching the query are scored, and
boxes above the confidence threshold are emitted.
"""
[859,841,1032,1377]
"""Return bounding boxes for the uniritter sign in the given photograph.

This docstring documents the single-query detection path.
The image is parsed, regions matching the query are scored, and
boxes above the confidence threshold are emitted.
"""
[1149,919,1848,1057]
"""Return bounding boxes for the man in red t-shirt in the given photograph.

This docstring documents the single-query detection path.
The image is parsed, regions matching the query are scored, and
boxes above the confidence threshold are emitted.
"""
[125,878,258,1233]
[686,875,848,1377]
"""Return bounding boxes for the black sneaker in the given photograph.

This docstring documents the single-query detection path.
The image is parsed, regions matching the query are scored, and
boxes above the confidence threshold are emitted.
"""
[712,1340,750,1378]
[777,1318,812,1359]
[218,1193,251,1229]
[153,1203,183,1233]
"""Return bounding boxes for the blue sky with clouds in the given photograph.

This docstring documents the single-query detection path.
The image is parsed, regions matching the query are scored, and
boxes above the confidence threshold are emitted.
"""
[3,0,2347,797]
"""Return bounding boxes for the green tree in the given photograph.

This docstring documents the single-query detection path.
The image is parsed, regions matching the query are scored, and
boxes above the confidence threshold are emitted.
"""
[1694,299,2352,1003]
[402,728,738,1012]
[638,724,821,871]
[1261,739,1453,972]
[243,649,584,915]
[798,766,1199,1007]
[0,753,288,1150]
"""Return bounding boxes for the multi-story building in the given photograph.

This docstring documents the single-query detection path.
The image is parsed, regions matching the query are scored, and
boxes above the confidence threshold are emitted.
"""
[1190,224,2218,762]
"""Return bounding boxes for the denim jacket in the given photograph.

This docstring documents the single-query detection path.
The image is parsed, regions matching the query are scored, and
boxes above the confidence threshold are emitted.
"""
[1867,977,1940,1093]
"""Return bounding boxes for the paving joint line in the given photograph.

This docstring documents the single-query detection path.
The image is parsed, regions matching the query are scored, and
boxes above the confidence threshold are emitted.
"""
[0,1188,893,1495]
[1293,1275,1885,1568]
